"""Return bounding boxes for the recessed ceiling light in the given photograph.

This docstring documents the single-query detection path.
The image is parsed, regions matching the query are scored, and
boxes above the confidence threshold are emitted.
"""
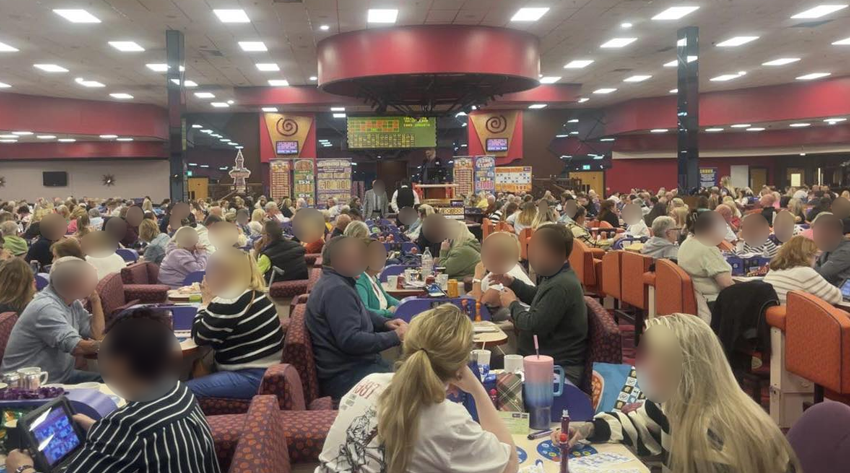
[762,58,801,66]
[146,63,168,72]
[710,71,747,81]
[238,41,267,52]
[333,113,346,118]
[791,5,848,19]
[833,37,850,45]
[796,72,831,80]
[34,64,68,73]
[309,76,318,81]
[214,9,250,23]
[564,59,594,69]
[0,139,17,143]
[731,124,752,128]
[320,24,330,31]
[568,119,579,123]
[236,146,244,149]
[569,131,579,135]
[539,76,561,84]
[211,134,222,138]
[663,56,698,67]
[600,138,616,142]
[511,7,550,22]
[705,128,724,132]
[256,63,279,72]
[268,79,289,87]
[0,42,19,52]
[0,82,10,88]
[75,77,105,88]
[211,102,229,108]
[528,104,547,109]
[11,131,32,136]
[790,123,811,127]
[555,134,569,138]
[201,130,213,134]
[747,127,766,132]
[219,138,230,142]
[191,124,202,129]
[116,137,134,142]
[109,41,144,52]
[623,75,652,82]
[825,117,847,123]
[600,38,637,48]
[577,98,590,103]
[227,100,234,105]
[99,134,118,139]
[36,135,56,139]
[716,36,759,47]
[0,134,18,139]
[593,88,617,94]
[58,138,77,143]
[670,89,678,94]
[621,22,633,28]
[184,80,198,88]
[53,9,101,23]
[367,9,398,24]
[652,6,700,20]
[331,107,346,111]
[650,129,668,133]
[194,92,215,98]
[110,93,133,99]
[262,107,278,112]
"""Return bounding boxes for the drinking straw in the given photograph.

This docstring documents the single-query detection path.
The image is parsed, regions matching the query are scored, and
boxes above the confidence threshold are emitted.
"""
[534,334,540,359]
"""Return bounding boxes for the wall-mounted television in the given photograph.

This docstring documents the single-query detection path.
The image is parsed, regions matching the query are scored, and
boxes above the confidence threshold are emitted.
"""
[485,138,509,152]
[43,171,68,187]
[275,140,299,155]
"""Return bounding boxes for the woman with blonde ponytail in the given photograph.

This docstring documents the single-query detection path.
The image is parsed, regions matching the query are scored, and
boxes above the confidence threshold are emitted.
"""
[316,304,518,473]
[554,314,800,473]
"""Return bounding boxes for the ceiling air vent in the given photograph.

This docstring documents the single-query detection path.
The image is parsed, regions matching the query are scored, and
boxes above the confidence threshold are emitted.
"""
[199,49,225,58]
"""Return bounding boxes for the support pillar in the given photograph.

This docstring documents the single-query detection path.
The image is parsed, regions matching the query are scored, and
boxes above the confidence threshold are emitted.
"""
[676,26,700,193]
[166,30,187,201]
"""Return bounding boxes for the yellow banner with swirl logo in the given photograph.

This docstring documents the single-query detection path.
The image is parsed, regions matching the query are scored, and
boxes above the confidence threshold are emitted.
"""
[469,111,519,158]
[263,113,314,158]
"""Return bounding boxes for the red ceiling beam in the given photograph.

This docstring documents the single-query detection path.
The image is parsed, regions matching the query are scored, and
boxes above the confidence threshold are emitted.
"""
[0,141,168,160]
[602,76,850,136]
[0,92,168,139]
[233,86,363,108]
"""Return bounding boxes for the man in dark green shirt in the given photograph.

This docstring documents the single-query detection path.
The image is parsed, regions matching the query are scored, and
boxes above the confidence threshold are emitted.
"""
[493,224,588,385]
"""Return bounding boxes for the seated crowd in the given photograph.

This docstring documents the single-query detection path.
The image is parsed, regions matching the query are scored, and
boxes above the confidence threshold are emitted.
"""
[0,180,844,472]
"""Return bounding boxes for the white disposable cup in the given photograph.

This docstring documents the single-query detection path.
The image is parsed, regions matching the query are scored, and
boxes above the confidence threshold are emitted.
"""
[472,349,491,367]
[387,275,398,288]
[504,354,524,374]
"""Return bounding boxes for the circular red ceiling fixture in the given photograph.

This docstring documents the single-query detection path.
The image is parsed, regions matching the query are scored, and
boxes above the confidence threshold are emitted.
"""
[317,25,541,116]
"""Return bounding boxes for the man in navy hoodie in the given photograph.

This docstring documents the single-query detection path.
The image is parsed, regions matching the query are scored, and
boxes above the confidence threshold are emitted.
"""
[306,236,407,399]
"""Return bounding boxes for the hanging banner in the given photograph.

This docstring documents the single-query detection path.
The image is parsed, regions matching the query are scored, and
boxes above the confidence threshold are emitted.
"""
[474,156,496,194]
[495,166,533,193]
[469,111,520,159]
[293,159,315,206]
[263,113,314,159]
[699,167,718,188]
[269,159,292,201]
[316,159,353,207]
[452,157,474,197]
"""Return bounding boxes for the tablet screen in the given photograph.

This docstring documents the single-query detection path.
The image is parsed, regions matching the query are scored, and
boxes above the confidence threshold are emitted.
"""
[842,280,850,299]
[29,403,82,466]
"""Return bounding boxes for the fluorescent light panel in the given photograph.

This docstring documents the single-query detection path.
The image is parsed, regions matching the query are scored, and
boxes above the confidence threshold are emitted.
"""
[146,63,168,72]
[511,7,549,22]
[796,72,831,80]
[191,124,202,129]
[256,63,279,72]
[210,102,229,108]
[309,76,318,81]
[762,57,800,66]
[34,64,68,73]
[53,9,100,23]
[790,123,811,127]
[214,9,250,23]
[670,89,678,94]
[194,92,215,98]
[833,37,850,45]
[663,56,698,67]
[262,107,278,112]
[705,128,724,132]
[0,82,11,88]
[36,135,56,139]
[109,41,144,52]
[593,88,617,94]
[564,59,594,69]
[75,77,105,88]
[652,6,700,20]
[716,36,759,47]
[11,131,32,135]
[623,75,651,82]
[650,129,668,133]
[710,71,747,81]
[238,41,267,52]
[600,38,637,48]
[58,138,76,142]
[367,9,398,23]
[0,42,19,52]
[577,98,590,103]
[791,5,848,19]
[330,107,345,111]
[110,93,133,99]
[539,76,561,84]
[320,25,330,31]
[99,134,117,139]
[268,79,289,86]
[731,124,752,128]
[747,127,766,131]
[528,104,547,109]
[333,113,346,118]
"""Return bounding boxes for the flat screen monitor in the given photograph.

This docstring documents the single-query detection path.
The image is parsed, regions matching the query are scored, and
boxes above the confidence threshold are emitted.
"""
[276,140,299,155]
[485,138,509,152]
[43,171,68,187]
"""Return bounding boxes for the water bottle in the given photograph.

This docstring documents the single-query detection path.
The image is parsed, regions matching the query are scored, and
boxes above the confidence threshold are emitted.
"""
[422,247,434,276]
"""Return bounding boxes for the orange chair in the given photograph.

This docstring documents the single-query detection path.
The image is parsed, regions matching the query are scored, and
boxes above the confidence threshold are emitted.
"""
[569,240,604,295]
[654,259,697,316]
[766,304,815,428]
[600,251,623,301]
[519,228,533,261]
[620,252,653,311]
[482,218,494,239]
[785,291,850,404]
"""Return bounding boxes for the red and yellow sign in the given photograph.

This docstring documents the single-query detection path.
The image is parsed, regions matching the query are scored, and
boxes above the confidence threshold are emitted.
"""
[269,160,292,201]
[495,166,533,193]
[469,111,520,158]
[263,113,314,158]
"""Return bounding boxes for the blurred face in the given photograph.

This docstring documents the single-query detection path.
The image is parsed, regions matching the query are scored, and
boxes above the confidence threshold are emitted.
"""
[170,203,189,229]
[177,229,199,250]
[205,255,239,296]
[699,213,728,246]
[422,214,447,243]
[563,200,578,219]
[622,205,642,225]
[814,221,843,252]
[537,201,549,213]
[482,233,519,275]
[208,221,239,249]
[293,208,324,244]
[66,263,99,300]
[399,207,417,226]
[125,206,143,227]
[636,324,682,403]
[741,216,770,247]
[773,212,795,243]
[366,241,388,273]
[333,238,368,278]
[40,214,67,241]
[528,233,562,277]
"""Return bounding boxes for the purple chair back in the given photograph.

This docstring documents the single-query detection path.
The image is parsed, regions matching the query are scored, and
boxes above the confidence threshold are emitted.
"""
[182,270,206,286]
[35,273,50,291]
[787,401,850,473]
[116,248,139,263]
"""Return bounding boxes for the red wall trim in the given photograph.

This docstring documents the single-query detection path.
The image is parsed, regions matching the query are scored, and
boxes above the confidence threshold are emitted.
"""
[604,156,778,194]
[0,141,167,160]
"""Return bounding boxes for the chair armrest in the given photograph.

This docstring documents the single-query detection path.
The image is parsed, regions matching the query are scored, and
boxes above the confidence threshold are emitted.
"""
[766,305,786,331]
[308,397,334,410]
[269,280,309,299]
[280,410,338,464]
[642,272,656,287]
[258,363,307,411]
[588,248,605,259]
[124,284,169,304]
[230,395,292,473]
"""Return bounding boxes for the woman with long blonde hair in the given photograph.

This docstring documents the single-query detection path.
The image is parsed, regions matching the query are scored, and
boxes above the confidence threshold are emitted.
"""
[557,314,799,473]
[317,304,518,473]
[187,247,281,399]
[511,201,537,235]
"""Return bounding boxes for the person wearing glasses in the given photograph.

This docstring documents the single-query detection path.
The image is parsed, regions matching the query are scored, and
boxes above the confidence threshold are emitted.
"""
[640,216,680,260]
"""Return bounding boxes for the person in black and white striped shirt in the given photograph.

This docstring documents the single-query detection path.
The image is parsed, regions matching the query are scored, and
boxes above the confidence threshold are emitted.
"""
[5,307,220,473]
[188,247,284,399]
[552,314,799,473]
[736,213,778,258]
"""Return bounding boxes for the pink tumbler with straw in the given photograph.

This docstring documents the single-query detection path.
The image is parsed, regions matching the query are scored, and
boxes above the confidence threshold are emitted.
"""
[523,354,565,430]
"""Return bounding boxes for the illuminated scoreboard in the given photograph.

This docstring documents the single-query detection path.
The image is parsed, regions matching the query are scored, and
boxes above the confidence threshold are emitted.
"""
[347,116,437,149]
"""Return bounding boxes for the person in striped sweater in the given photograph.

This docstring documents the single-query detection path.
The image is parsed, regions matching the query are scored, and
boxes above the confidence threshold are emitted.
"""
[188,247,284,399]
[554,314,799,473]
[764,236,842,305]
